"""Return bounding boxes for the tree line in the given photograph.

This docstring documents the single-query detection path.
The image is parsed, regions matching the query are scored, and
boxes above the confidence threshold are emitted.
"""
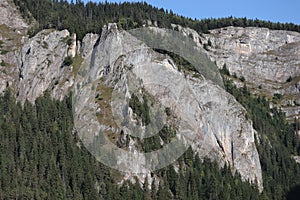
[3,0,300,198]
[0,89,263,199]
[221,68,300,200]
[13,0,300,40]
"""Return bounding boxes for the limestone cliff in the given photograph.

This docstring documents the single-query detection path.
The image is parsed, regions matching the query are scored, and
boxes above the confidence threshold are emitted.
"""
[18,29,75,103]
[0,0,75,103]
[205,27,300,121]
[7,0,300,192]
[72,23,263,191]
[175,25,300,121]
[0,0,31,94]
[0,1,265,189]
[0,0,30,34]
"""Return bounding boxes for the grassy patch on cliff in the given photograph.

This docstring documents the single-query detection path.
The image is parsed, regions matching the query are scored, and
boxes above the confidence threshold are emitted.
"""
[72,54,84,77]
[0,24,24,52]
[95,82,119,144]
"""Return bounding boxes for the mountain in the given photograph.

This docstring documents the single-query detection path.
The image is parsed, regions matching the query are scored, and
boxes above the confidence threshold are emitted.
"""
[73,23,262,188]
[0,0,299,199]
[204,27,300,121]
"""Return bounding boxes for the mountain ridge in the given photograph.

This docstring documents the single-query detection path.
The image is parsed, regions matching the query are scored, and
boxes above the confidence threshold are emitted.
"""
[0,0,300,199]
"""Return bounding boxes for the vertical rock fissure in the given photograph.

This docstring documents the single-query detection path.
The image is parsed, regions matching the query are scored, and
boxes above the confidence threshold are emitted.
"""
[231,140,234,168]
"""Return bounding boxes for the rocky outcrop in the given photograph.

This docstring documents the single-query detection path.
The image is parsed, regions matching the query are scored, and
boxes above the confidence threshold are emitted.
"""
[293,156,300,164]
[6,0,300,193]
[0,0,30,34]
[171,24,300,121]
[18,29,75,103]
[0,0,31,95]
[203,27,300,121]
[80,33,99,58]
[0,1,266,191]
[0,0,73,103]
[73,23,263,191]
[0,0,43,100]
[67,33,77,58]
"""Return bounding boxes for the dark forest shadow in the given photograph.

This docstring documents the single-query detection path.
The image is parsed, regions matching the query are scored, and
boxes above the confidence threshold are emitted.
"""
[286,185,300,200]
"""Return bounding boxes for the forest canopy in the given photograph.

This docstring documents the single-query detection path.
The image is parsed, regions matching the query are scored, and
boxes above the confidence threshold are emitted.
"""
[14,0,300,40]
[1,0,299,199]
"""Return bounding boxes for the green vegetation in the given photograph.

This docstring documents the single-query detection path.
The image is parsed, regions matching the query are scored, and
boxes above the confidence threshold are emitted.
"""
[129,93,151,126]
[220,63,230,76]
[0,50,9,55]
[72,54,84,77]
[66,37,73,46]
[0,60,6,66]
[0,90,122,199]
[273,93,283,104]
[207,38,212,46]
[131,125,177,153]
[14,0,300,40]
[165,107,171,116]
[0,40,4,48]
[239,76,246,82]
[154,49,197,74]
[221,71,300,199]
[63,56,73,67]
[3,1,300,199]
[0,89,263,199]
[1,69,7,74]
[42,41,48,49]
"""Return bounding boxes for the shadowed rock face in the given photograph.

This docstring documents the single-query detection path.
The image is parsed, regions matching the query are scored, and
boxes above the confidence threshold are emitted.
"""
[73,24,263,191]
[204,27,300,121]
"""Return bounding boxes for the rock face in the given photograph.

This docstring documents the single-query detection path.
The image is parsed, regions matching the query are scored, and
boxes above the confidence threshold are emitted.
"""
[0,0,31,95]
[4,0,295,192]
[1,0,73,104]
[73,23,263,191]
[203,27,300,121]
[0,0,266,188]
[293,156,300,164]
[18,29,75,103]
[0,0,30,33]
[80,33,99,58]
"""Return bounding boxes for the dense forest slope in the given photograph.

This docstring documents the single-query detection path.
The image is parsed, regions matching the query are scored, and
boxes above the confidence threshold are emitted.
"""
[0,0,299,199]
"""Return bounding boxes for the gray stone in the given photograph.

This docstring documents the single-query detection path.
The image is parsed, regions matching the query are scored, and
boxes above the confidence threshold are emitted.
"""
[0,0,32,34]
[203,26,300,121]
[73,24,263,191]
[17,29,75,103]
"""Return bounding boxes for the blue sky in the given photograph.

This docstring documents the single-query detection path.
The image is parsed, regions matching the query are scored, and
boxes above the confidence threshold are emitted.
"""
[76,0,300,24]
